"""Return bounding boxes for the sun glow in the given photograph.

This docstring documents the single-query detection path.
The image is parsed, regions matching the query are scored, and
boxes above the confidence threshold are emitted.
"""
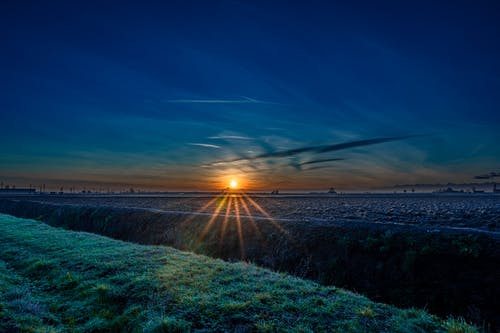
[229,180,238,189]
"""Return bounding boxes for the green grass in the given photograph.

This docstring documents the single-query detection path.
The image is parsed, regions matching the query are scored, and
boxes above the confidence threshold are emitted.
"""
[0,214,476,332]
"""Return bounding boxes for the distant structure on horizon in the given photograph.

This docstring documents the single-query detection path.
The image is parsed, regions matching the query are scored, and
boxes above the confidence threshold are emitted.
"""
[494,183,500,194]
[0,188,36,194]
[472,186,485,194]
[433,187,464,194]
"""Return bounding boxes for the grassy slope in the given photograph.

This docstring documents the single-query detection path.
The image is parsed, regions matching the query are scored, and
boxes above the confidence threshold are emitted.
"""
[0,214,475,333]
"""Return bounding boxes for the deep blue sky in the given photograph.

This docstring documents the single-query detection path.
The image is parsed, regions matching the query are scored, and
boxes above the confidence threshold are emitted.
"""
[1,1,499,190]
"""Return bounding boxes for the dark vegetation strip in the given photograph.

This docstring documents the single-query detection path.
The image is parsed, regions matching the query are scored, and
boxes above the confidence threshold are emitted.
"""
[0,214,477,332]
[0,199,498,330]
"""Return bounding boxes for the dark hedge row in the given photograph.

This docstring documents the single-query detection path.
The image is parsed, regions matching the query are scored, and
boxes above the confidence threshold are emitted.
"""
[0,199,498,330]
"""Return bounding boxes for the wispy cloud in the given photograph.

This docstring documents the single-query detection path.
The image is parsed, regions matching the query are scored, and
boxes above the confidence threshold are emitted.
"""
[163,96,278,105]
[299,158,345,166]
[208,135,253,140]
[208,135,424,165]
[302,165,337,172]
[188,143,221,149]
[289,158,345,170]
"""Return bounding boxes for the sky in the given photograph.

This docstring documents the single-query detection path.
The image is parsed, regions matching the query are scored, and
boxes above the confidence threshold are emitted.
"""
[1,1,500,191]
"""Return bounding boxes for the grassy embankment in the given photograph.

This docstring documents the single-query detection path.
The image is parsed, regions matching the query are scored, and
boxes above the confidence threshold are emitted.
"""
[0,214,475,332]
[0,199,497,329]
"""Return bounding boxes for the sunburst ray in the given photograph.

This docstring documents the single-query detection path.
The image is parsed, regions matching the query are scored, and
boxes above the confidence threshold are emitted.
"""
[238,196,264,241]
[219,196,233,246]
[198,194,228,241]
[234,196,245,259]
[242,193,294,241]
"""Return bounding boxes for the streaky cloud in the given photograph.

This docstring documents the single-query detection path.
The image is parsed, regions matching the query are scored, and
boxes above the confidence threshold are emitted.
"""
[299,158,345,166]
[315,135,422,153]
[163,96,278,105]
[302,165,336,172]
[289,157,344,171]
[208,135,253,140]
[188,143,221,149]
[208,135,424,165]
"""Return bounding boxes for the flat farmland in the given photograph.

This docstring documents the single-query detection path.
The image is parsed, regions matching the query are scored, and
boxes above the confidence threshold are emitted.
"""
[6,193,500,232]
[1,194,499,329]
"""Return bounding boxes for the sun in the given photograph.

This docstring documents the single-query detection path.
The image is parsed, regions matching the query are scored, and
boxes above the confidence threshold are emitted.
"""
[229,180,238,189]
